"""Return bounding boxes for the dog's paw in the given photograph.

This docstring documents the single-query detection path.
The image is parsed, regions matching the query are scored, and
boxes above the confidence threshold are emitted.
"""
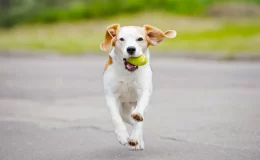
[130,142,144,151]
[128,138,138,146]
[131,112,144,122]
[115,129,129,145]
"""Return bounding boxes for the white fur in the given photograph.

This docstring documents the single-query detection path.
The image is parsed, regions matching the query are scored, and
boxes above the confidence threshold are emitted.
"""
[102,25,175,151]
[104,47,152,150]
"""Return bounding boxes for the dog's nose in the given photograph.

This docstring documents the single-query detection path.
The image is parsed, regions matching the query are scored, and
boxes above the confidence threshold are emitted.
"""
[127,46,136,55]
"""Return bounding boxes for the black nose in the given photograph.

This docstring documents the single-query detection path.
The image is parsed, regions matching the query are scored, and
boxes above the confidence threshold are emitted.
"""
[127,46,136,55]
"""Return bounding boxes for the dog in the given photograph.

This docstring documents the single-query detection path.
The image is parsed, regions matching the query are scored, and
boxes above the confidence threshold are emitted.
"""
[100,24,176,150]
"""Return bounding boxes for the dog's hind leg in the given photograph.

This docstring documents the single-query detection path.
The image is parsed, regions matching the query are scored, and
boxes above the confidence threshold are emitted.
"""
[106,96,129,145]
[120,102,136,124]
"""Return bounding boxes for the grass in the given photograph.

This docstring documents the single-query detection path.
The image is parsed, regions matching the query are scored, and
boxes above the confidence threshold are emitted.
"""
[0,12,259,55]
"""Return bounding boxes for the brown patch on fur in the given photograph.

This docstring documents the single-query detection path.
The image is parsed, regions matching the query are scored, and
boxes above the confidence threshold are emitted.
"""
[104,56,113,71]
[131,113,143,122]
[128,139,138,146]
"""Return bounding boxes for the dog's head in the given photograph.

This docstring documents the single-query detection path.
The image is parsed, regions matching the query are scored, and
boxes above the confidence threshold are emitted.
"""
[100,24,176,71]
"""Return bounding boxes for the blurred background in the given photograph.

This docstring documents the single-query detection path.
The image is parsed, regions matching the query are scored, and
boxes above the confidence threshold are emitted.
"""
[0,0,260,57]
[1,1,260,160]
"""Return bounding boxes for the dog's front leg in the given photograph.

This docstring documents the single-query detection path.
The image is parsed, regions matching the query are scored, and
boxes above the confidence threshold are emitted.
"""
[105,95,129,145]
[128,122,144,150]
[131,91,150,122]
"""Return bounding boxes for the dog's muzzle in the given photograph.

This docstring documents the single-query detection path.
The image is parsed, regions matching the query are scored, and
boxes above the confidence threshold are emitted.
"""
[123,58,138,72]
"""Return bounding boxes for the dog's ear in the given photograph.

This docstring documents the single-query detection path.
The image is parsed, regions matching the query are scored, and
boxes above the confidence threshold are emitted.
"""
[143,25,176,46]
[100,24,120,52]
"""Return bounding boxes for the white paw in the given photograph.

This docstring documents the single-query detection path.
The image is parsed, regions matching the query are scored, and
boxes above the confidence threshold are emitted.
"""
[115,129,129,145]
[131,110,144,122]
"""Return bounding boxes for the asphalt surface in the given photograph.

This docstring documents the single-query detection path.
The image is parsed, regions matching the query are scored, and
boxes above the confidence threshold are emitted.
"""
[0,55,260,160]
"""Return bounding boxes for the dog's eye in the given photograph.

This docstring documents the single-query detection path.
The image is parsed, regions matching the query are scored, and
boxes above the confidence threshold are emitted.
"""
[137,37,143,41]
[119,38,124,41]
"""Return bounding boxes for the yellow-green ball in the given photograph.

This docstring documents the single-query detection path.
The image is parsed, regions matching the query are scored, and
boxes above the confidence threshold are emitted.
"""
[126,54,148,66]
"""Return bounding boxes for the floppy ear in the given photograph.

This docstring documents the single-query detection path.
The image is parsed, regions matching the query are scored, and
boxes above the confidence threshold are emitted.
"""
[100,24,120,52]
[143,25,177,46]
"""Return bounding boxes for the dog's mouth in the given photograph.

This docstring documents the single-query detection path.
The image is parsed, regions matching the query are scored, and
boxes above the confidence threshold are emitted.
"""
[123,58,138,72]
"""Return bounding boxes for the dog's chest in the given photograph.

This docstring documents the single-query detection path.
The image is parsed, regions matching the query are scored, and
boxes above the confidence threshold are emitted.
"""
[117,76,140,102]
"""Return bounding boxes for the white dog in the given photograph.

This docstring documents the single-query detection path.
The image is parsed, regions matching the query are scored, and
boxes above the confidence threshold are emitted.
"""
[100,24,176,150]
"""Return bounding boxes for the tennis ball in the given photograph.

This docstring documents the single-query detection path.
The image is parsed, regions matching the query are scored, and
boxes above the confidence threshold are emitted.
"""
[126,54,148,66]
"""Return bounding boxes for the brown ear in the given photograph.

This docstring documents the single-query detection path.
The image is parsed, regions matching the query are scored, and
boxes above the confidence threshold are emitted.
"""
[144,25,176,46]
[100,24,120,52]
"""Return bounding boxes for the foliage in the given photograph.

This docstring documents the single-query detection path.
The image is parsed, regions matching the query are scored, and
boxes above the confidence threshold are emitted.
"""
[0,0,260,27]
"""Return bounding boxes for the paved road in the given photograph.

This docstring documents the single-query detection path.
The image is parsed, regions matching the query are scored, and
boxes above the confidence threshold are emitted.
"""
[0,55,260,160]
